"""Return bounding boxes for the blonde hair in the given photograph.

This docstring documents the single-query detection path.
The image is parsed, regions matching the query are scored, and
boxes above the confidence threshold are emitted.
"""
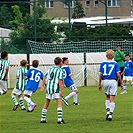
[106,49,114,59]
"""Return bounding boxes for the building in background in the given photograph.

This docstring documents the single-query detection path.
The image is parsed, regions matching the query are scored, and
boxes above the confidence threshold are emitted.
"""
[30,0,133,19]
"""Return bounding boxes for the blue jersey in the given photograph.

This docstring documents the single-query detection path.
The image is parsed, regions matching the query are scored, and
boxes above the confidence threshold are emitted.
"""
[26,67,44,92]
[124,60,133,76]
[99,61,120,80]
[61,65,74,87]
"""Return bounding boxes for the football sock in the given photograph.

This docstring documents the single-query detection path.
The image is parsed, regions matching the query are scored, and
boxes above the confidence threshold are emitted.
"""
[105,100,110,114]
[19,97,25,108]
[57,108,63,122]
[74,93,78,103]
[123,83,127,92]
[131,82,133,87]
[65,92,76,101]
[0,90,3,95]
[24,96,34,105]
[110,102,115,114]
[12,96,19,105]
[41,108,47,121]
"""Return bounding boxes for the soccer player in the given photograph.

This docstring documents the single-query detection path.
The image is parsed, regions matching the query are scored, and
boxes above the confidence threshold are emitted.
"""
[40,57,66,124]
[61,57,79,106]
[0,51,10,95]
[11,59,28,111]
[23,60,44,112]
[120,54,133,94]
[98,49,123,121]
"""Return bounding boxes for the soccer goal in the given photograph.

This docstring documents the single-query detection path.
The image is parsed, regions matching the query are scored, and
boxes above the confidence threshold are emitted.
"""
[26,40,133,87]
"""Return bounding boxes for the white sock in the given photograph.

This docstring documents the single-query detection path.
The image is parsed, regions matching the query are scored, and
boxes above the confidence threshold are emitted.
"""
[123,83,127,92]
[41,108,47,121]
[24,96,34,105]
[131,82,133,87]
[0,90,3,95]
[65,92,76,101]
[74,94,78,103]
[110,102,115,113]
[105,100,110,114]
[57,108,63,122]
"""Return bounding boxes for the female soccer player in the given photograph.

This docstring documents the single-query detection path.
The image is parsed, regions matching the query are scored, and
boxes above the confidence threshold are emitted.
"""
[98,49,123,121]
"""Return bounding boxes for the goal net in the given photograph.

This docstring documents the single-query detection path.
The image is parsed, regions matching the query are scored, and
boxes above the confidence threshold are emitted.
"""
[27,40,133,87]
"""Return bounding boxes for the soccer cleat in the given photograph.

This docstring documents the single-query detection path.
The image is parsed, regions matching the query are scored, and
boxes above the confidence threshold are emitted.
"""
[21,108,26,110]
[27,104,37,112]
[40,120,47,123]
[12,104,19,111]
[62,98,69,106]
[73,102,80,106]
[120,91,127,94]
[57,119,66,124]
[107,114,112,121]
[106,114,109,120]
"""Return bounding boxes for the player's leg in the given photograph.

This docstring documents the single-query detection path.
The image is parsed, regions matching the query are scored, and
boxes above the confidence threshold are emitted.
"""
[18,95,26,110]
[56,98,66,124]
[120,78,127,94]
[0,81,7,95]
[73,89,79,105]
[105,94,110,120]
[11,93,19,111]
[40,98,51,123]
[23,90,37,112]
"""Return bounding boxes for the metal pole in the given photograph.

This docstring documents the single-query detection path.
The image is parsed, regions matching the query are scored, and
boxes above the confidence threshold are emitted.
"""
[105,0,108,48]
[68,0,71,41]
[84,53,87,86]
[34,0,37,42]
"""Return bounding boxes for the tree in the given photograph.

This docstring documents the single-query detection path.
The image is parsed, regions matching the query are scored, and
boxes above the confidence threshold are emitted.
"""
[72,0,85,19]
[0,4,13,28]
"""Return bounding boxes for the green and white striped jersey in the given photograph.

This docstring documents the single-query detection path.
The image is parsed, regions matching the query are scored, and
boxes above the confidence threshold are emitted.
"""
[0,59,10,81]
[15,67,27,91]
[45,66,64,94]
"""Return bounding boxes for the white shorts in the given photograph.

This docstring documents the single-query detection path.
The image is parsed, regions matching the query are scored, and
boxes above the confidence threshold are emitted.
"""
[0,80,7,91]
[46,93,61,100]
[123,76,132,81]
[102,80,117,96]
[23,90,33,96]
[69,84,77,91]
[12,88,22,96]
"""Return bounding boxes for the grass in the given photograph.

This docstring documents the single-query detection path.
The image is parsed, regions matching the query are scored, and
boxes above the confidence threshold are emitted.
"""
[0,86,132,133]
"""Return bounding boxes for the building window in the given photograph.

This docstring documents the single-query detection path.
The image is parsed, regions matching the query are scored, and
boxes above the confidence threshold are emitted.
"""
[94,0,98,8]
[85,0,90,8]
[107,0,120,7]
[45,0,53,8]
[64,0,76,8]
[131,0,133,6]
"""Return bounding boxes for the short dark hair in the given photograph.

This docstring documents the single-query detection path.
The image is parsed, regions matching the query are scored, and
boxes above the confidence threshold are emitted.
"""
[54,57,62,65]
[125,54,130,57]
[20,59,28,67]
[62,57,68,64]
[32,60,39,68]
[1,51,8,59]
[117,45,122,48]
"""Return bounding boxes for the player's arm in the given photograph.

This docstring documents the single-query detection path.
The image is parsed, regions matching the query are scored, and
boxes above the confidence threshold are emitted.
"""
[117,72,123,89]
[98,73,102,91]
[41,76,46,92]
[58,79,65,97]
[5,67,9,80]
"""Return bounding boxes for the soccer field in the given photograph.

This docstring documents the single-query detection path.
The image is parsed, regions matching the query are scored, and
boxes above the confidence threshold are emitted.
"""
[0,86,132,133]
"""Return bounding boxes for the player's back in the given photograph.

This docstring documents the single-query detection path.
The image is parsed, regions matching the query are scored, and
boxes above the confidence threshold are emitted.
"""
[61,65,74,87]
[0,59,10,80]
[46,66,63,94]
[26,67,44,92]
[99,61,120,80]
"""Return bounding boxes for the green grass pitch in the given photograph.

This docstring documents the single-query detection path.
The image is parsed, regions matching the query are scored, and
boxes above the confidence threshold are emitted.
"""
[0,86,132,133]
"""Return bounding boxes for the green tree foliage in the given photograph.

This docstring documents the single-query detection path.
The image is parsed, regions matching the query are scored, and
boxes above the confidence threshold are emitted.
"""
[72,0,85,19]
[0,4,13,28]
[8,3,56,53]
